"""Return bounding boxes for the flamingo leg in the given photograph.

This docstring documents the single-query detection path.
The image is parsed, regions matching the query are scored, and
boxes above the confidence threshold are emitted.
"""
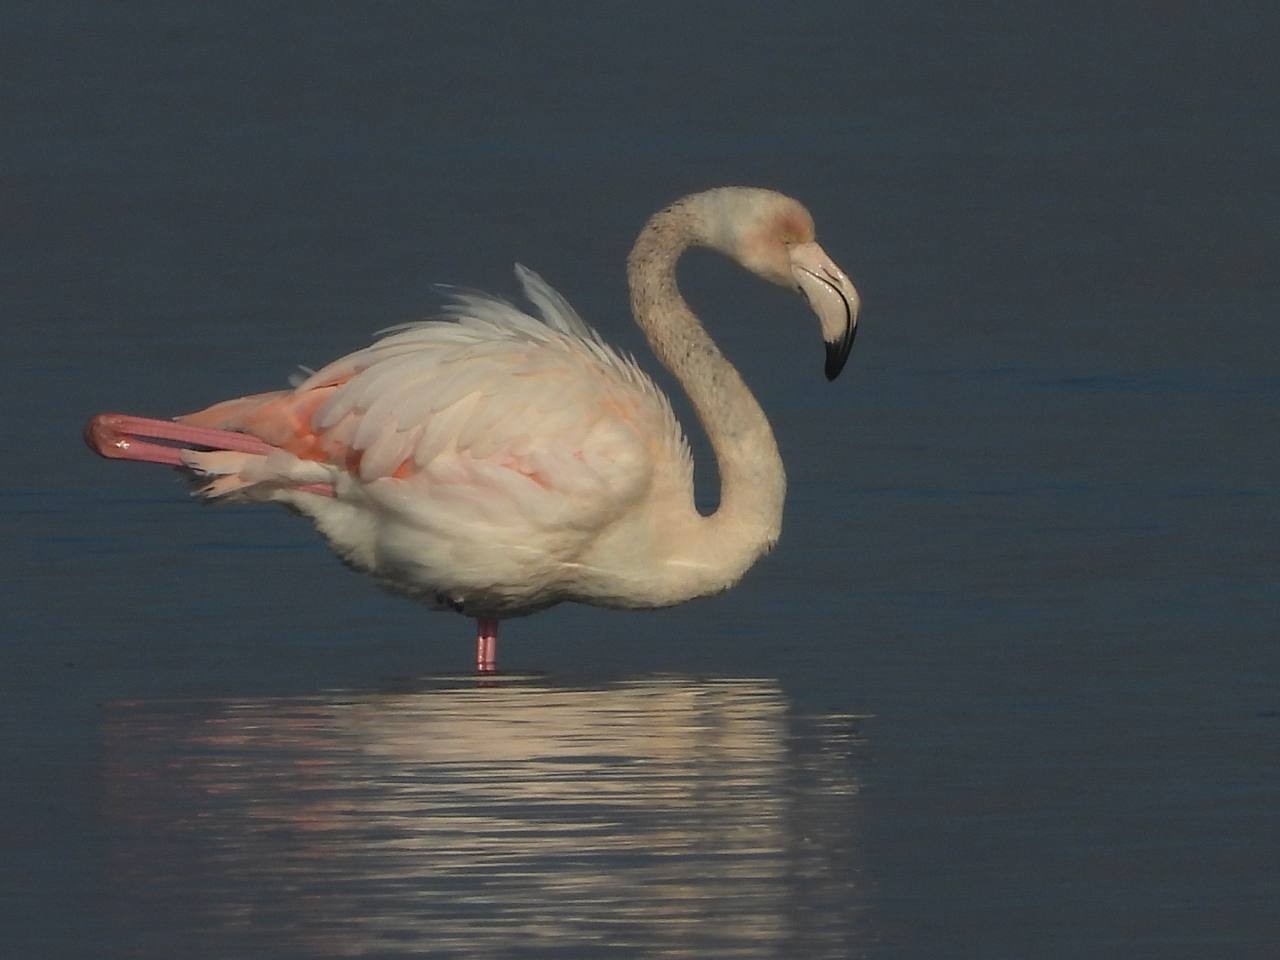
[85,413,276,462]
[476,618,498,674]
[84,412,334,497]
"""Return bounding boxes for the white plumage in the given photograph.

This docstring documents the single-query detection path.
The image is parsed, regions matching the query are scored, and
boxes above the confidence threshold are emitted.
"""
[180,265,693,618]
[86,187,861,671]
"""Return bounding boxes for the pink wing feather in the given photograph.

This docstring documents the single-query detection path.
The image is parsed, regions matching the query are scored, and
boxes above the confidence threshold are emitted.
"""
[177,267,691,538]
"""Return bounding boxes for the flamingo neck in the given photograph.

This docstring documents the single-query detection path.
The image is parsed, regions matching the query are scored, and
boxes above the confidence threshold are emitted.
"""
[627,197,786,587]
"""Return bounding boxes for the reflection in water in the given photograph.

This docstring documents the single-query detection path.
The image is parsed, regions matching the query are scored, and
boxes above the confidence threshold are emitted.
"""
[102,677,867,959]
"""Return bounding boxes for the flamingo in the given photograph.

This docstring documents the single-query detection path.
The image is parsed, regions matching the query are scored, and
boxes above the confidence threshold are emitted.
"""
[85,187,860,673]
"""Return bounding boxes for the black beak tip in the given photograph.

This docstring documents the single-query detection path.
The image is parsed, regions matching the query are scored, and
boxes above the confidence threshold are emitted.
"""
[824,324,857,381]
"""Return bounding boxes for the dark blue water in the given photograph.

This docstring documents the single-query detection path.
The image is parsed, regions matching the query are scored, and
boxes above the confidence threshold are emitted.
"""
[100,678,865,958]
[3,4,1277,957]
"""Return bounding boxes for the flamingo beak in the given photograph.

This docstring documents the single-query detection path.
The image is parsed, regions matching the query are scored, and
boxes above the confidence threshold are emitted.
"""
[790,242,860,381]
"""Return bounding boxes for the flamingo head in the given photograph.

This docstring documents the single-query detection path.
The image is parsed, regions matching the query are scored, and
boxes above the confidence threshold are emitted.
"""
[696,187,861,381]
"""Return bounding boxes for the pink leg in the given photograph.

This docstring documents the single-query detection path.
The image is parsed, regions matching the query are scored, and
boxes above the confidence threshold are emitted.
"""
[476,618,498,674]
[84,412,334,496]
[85,413,276,463]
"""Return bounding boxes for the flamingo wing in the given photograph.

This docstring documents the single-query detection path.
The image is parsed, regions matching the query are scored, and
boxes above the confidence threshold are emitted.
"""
[180,266,691,543]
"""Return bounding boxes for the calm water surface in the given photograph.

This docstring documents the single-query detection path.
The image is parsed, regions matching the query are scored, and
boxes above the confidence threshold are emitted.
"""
[3,4,1277,959]
[104,678,864,958]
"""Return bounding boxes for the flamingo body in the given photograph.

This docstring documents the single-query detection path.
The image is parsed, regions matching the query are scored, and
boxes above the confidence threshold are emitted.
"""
[86,188,861,671]
[179,267,698,619]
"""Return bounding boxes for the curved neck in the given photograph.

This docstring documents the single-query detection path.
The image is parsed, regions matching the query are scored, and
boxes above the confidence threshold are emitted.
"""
[627,199,785,578]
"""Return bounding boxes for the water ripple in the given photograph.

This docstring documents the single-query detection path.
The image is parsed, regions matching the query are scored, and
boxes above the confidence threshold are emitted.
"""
[102,676,869,959]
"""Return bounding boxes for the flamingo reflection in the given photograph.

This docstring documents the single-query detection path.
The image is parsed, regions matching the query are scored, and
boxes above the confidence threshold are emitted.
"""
[103,677,866,958]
